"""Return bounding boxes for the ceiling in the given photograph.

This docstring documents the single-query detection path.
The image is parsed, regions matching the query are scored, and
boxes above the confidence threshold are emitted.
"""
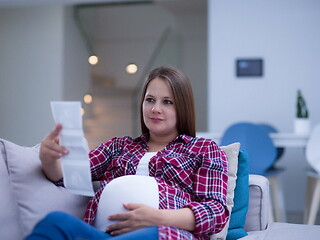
[0,0,148,7]
[0,0,205,13]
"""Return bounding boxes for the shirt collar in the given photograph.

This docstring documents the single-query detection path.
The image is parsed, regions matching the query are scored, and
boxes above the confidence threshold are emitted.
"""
[175,134,193,144]
[133,133,149,144]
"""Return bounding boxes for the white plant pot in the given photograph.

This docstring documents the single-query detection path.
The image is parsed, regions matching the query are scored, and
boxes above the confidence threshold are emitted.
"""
[294,118,310,134]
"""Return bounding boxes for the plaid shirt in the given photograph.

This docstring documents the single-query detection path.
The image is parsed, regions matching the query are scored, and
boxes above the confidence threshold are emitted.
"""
[81,134,229,240]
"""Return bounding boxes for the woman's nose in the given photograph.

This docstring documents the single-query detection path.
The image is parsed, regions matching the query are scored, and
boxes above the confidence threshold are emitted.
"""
[152,103,161,113]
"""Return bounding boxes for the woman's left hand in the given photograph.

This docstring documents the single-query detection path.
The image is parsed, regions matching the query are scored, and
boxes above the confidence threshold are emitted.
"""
[106,203,160,235]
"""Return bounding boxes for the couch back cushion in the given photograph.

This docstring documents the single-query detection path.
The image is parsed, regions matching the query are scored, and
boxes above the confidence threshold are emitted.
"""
[1,138,89,238]
[0,139,24,240]
[211,142,240,240]
[226,150,249,240]
[211,145,249,240]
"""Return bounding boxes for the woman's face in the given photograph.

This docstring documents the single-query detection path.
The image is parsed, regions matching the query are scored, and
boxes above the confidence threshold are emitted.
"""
[142,77,178,139]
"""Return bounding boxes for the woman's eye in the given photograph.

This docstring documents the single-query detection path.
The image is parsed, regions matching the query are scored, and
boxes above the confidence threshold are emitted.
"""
[145,98,154,103]
[163,100,173,105]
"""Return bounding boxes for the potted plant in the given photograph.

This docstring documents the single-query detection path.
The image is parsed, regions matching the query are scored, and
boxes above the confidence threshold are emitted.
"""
[294,89,310,134]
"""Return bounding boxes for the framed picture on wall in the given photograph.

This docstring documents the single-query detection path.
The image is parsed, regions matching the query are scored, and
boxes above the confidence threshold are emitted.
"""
[236,58,263,77]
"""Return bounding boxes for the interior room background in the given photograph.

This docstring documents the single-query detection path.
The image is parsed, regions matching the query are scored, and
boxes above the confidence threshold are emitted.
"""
[1,0,320,222]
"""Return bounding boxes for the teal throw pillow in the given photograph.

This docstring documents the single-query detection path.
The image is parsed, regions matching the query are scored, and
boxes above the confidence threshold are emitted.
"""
[227,150,249,240]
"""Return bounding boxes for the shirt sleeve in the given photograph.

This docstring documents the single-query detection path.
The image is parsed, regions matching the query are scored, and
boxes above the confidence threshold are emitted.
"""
[51,138,116,187]
[184,141,229,237]
[51,137,124,188]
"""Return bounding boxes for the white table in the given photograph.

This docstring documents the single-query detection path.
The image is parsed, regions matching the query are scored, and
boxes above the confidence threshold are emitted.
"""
[196,132,309,148]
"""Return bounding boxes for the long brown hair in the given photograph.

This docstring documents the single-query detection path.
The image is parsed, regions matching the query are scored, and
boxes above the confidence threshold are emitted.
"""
[140,66,196,137]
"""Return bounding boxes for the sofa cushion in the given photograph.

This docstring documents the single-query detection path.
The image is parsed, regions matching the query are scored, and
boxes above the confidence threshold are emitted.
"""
[0,139,24,240]
[211,142,240,240]
[227,150,249,240]
[2,139,89,238]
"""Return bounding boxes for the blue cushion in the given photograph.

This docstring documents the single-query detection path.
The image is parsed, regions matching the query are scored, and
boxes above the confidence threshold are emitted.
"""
[227,150,249,240]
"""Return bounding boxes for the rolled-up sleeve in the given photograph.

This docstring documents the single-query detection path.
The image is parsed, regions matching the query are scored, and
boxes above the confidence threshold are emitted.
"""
[184,142,229,236]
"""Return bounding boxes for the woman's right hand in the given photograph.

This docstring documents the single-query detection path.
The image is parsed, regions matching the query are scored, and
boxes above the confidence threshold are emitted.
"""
[39,124,68,181]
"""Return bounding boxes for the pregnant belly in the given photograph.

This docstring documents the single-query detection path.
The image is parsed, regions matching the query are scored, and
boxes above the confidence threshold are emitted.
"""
[93,175,159,231]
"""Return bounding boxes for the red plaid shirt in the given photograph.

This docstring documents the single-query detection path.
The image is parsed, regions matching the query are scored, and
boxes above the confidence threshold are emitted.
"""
[82,134,229,240]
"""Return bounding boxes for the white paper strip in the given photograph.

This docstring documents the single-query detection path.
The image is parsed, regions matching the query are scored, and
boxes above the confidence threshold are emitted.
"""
[51,101,94,197]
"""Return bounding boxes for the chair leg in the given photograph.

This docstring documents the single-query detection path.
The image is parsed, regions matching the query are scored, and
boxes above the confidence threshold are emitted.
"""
[303,175,315,224]
[267,176,287,222]
[267,176,275,222]
[268,197,275,223]
[306,178,320,225]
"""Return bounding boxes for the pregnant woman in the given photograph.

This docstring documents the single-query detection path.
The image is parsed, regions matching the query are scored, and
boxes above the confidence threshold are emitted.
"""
[26,66,229,240]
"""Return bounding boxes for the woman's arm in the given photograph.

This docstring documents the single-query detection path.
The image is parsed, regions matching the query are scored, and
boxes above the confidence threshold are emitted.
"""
[39,124,68,182]
[106,204,195,236]
[184,141,229,235]
[157,207,195,231]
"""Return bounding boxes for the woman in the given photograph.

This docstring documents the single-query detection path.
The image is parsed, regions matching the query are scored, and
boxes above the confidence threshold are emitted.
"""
[26,66,229,240]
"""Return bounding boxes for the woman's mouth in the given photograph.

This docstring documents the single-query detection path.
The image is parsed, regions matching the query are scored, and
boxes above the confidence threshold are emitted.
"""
[150,117,163,122]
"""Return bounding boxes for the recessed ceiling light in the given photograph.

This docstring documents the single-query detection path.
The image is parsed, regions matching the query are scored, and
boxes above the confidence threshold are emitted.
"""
[84,94,93,104]
[88,55,98,65]
[126,63,138,74]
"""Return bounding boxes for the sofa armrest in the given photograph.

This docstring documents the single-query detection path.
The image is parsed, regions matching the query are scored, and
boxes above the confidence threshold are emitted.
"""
[244,174,269,232]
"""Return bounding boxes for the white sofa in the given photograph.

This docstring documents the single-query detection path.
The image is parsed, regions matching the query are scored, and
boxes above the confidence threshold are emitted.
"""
[1,138,320,240]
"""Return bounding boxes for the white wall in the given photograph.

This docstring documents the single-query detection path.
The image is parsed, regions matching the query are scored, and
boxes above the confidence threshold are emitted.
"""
[0,6,65,146]
[0,6,90,146]
[63,7,91,101]
[208,0,320,213]
[175,9,208,132]
[208,0,320,133]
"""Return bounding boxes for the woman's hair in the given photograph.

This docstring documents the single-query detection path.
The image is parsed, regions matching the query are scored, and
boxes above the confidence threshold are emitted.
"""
[140,66,196,137]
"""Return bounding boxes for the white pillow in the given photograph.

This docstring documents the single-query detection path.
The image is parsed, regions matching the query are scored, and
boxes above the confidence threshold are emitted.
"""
[0,139,24,240]
[4,139,89,238]
[211,142,240,240]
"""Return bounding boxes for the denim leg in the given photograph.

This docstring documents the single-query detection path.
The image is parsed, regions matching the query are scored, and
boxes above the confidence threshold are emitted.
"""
[25,211,158,240]
[111,226,158,240]
[25,211,111,240]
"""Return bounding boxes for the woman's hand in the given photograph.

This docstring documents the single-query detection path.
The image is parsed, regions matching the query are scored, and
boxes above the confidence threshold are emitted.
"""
[106,204,196,236]
[39,124,68,181]
[106,203,160,236]
[40,124,68,164]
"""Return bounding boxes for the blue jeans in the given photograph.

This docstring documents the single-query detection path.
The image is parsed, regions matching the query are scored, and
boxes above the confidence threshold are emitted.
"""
[25,211,158,240]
